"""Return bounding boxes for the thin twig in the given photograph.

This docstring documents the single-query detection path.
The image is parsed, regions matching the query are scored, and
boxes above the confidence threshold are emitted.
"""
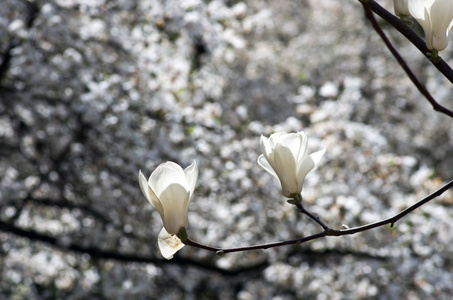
[359,0,453,119]
[185,178,453,254]
[294,201,330,230]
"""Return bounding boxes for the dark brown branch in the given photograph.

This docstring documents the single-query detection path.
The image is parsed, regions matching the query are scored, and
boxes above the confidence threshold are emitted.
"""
[185,178,453,254]
[294,198,330,230]
[0,219,266,276]
[340,177,453,233]
[360,0,453,118]
[365,0,453,84]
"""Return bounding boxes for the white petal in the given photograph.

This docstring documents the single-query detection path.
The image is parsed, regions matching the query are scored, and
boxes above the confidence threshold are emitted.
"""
[296,131,308,163]
[430,0,453,50]
[259,135,274,164]
[257,154,279,179]
[296,155,315,191]
[157,227,185,260]
[309,148,326,167]
[259,135,270,154]
[394,0,410,16]
[405,0,431,20]
[159,183,190,234]
[273,141,299,196]
[296,149,325,192]
[184,161,198,199]
[139,170,152,201]
[269,131,286,145]
[159,161,184,172]
[406,0,432,45]
[279,132,303,159]
[149,162,189,198]
[139,170,164,217]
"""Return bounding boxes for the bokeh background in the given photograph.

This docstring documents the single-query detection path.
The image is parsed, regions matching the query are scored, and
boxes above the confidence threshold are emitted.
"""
[1,0,453,299]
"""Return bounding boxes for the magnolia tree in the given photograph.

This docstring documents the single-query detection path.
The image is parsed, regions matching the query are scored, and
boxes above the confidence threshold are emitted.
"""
[1,0,453,299]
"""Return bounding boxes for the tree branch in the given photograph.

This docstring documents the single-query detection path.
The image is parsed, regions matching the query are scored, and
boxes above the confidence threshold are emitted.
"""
[185,178,453,254]
[359,0,453,118]
[364,0,453,84]
[0,219,266,276]
[293,197,330,230]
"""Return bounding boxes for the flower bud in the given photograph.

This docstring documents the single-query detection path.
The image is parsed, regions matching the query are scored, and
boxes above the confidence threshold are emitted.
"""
[257,131,325,198]
[139,161,198,259]
[405,0,453,50]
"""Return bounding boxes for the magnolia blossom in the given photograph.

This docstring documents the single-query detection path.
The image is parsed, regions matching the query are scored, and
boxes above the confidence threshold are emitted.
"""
[405,0,453,50]
[139,161,198,259]
[394,0,410,17]
[258,131,325,198]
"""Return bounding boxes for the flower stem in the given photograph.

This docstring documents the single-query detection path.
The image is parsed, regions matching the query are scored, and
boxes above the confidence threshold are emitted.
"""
[293,197,330,230]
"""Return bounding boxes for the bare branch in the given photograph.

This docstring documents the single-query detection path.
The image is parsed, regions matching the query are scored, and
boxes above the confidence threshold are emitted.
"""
[294,199,330,231]
[185,178,453,254]
[0,219,266,276]
[364,0,453,85]
[358,0,453,118]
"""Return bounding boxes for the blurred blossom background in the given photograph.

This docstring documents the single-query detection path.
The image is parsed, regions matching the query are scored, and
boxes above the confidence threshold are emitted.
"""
[1,0,453,299]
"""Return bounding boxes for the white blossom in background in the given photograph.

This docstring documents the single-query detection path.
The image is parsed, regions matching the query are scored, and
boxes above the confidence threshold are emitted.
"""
[139,161,198,259]
[257,132,325,198]
[394,0,410,17]
[404,0,453,50]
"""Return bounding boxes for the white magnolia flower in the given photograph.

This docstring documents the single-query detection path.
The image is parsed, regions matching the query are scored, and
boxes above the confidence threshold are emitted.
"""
[139,161,198,259]
[405,0,453,50]
[394,0,410,17]
[258,131,325,198]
